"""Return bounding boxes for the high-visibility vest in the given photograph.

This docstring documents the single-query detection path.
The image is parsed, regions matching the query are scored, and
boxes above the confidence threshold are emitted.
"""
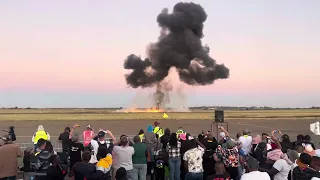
[153,127,164,138]
[34,130,48,144]
[139,134,144,142]
[83,130,94,147]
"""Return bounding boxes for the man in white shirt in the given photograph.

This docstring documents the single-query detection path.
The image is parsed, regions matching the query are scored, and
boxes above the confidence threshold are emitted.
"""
[241,156,270,180]
[90,130,113,163]
[238,129,252,155]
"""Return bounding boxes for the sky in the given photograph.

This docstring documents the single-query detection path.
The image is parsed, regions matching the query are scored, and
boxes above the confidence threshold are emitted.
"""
[1,0,320,108]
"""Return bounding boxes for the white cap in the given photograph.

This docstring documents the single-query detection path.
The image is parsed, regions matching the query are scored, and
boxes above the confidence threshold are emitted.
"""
[220,132,226,138]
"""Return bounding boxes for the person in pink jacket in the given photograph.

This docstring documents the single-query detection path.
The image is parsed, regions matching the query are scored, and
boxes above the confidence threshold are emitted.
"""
[83,125,94,147]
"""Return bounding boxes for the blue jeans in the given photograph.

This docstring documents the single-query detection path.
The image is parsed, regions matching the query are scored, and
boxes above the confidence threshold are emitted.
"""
[133,164,147,180]
[185,172,203,180]
[169,157,181,180]
[127,169,135,180]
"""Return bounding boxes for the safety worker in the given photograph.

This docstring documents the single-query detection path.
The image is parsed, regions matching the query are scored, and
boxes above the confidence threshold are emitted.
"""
[138,129,145,142]
[32,125,50,149]
[176,126,185,138]
[83,125,94,147]
[153,121,164,138]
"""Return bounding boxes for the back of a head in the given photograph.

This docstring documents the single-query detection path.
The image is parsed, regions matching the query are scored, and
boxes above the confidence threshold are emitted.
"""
[133,135,140,143]
[37,138,47,149]
[82,151,91,162]
[138,129,144,135]
[247,156,259,171]
[299,153,312,165]
[45,141,53,153]
[215,161,225,173]
[294,144,304,153]
[49,154,58,164]
[120,135,128,146]
[189,139,197,149]
[98,145,108,159]
[169,133,178,146]
[282,134,290,142]
[164,128,170,135]
[304,135,311,142]
[116,167,127,180]
[65,127,71,132]
[297,134,304,141]
[207,134,213,141]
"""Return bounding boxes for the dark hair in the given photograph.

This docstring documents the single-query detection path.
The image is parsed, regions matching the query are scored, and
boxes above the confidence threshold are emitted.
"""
[37,138,47,147]
[97,146,108,160]
[164,128,171,135]
[300,153,312,165]
[82,151,91,162]
[116,167,127,179]
[304,135,311,142]
[49,154,58,164]
[65,127,71,132]
[169,133,178,147]
[281,134,290,142]
[45,141,54,153]
[133,136,140,143]
[262,133,268,137]
[297,134,305,141]
[138,129,144,135]
[189,139,197,149]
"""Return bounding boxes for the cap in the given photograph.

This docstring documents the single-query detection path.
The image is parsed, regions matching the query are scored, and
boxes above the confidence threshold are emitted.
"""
[226,140,235,148]
[87,125,92,129]
[219,132,226,138]
[154,121,160,126]
[98,131,106,138]
[243,129,250,134]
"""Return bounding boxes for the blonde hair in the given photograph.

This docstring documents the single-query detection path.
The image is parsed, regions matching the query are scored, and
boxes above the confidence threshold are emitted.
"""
[38,125,44,131]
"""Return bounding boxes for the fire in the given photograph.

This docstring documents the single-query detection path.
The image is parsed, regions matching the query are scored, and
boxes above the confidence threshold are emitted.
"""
[122,107,165,113]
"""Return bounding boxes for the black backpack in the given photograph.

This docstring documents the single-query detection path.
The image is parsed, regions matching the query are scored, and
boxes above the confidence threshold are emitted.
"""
[96,141,114,160]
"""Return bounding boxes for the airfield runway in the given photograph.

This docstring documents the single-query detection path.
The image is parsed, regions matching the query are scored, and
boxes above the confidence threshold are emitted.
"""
[1,119,318,147]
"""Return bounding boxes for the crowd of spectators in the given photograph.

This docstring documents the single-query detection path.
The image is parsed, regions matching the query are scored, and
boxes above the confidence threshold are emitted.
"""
[1,122,320,180]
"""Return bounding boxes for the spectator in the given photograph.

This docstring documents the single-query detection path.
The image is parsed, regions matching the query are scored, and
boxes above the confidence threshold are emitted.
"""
[216,140,239,180]
[154,151,168,180]
[160,128,171,150]
[69,151,96,180]
[286,149,300,179]
[153,121,164,138]
[240,156,270,180]
[58,126,72,154]
[167,133,181,180]
[239,129,252,156]
[30,138,52,180]
[132,136,147,180]
[116,167,128,180]
[47,154,66,180]
[183,138,206,180]
[8,126,16,142]
[32,125,50,149]
[138,129,145,142]
[304,144,316,157]
[280,134,293,153]
[112,134,135,180]
[22,147,35,180]
[293,134,304,147]
[202,134,218,179]
[83,125,94,147]
[70,133,84,168]
[198,130,205,141]
[206,161,230,180]
[292,153,320,179]
[0,135,23,180]
[90,130,113,163]
[91,145,113,180]
[253,142,269,169]
[293,144,304,156]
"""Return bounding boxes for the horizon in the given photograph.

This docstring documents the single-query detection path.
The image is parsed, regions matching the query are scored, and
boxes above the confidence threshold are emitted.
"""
[1,0,320,108]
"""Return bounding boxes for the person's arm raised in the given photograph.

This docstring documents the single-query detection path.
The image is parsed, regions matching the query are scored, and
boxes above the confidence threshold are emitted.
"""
[271,130,282,150]
[218,126,230,137]
[69,124,79,139]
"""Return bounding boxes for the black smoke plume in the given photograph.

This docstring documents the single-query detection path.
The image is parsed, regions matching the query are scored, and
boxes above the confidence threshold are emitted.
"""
[124,2,230,107]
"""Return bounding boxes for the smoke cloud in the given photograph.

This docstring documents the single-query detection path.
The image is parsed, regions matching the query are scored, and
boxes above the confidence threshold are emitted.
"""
[124,2,230,107]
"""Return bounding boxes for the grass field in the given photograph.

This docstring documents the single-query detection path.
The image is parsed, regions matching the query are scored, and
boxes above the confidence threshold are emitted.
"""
[0,108,319,121]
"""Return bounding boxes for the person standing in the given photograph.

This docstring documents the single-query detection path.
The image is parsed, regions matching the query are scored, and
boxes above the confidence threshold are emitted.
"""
[83,125,94,147]
[183,138,206,180]
[206,161,231,180]
[69,151,97,180]
[0,135,23,180]
[30,139,52,180]
[58,126,72,154]
[69,125,84,168]
[240,156,270,180]
[166,133,181,180]
[132,136,148,180]
[112,134,135,180]
[32,125,50,149]
[238,129,252,156]
[47,154,66,180]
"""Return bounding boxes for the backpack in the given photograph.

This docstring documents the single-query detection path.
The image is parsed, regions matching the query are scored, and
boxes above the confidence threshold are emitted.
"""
[96,141,114,160]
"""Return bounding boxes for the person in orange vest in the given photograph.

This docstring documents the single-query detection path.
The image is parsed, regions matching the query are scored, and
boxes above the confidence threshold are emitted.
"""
[83,125,94,147]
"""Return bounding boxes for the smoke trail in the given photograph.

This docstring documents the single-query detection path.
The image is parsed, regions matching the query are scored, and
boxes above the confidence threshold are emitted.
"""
[124,2,230,106]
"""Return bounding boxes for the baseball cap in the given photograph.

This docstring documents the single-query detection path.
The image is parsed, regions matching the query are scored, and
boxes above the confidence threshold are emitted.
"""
[98,131,106,138]
[244,129,250,134]
[87,125,92,129]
